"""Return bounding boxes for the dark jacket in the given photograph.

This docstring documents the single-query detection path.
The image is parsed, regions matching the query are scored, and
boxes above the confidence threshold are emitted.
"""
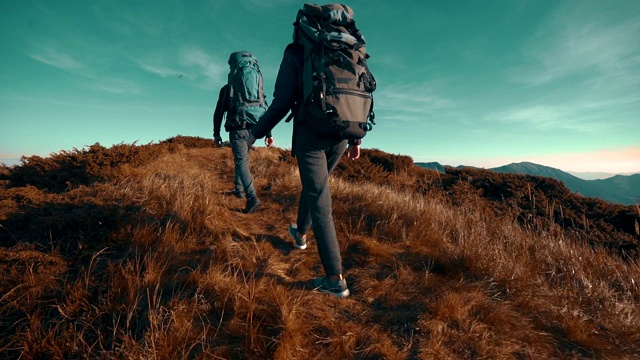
[250,44,360,149]
[213,84,271,138]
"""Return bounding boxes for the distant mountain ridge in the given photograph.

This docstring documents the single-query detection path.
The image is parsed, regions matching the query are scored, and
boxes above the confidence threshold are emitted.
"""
[414,162,446,173]
[569,171,640,180]
[0,159,20,167]
[567,171,617,180]
[415,161,640,205]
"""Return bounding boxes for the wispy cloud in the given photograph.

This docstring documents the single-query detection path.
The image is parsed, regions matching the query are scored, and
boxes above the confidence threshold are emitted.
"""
[24,28,149,96]
[511,3,640,88]
[179,47,227,88]
[375,82,455,115]
[497,2,640,136]
[134,46,227,90]
[29,46,84,72]
[484,104,614,133]
[137,62,182,78]
[94,2,168,38]
[87,79,142,94]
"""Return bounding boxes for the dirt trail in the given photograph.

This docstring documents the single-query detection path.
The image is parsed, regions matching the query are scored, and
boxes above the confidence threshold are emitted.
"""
[192,146,320,277]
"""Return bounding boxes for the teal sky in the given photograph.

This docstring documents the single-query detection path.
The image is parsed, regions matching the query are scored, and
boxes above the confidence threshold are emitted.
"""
[2,0,639,173]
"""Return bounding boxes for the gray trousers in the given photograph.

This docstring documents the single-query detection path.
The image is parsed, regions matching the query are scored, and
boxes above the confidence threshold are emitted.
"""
[229,129,256,199]
[294,125,348,277]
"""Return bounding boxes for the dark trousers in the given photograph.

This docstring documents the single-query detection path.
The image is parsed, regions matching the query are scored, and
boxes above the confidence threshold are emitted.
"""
[229,129,256,199]
[294,125,347,277]
[234,173,242,194]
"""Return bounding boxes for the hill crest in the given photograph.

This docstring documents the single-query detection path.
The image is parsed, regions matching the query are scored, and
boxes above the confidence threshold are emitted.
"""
[1,136,639,359]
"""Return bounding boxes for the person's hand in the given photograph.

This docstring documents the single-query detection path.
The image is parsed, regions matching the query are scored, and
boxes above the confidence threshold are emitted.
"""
[214,136,222,147]
[265,137,274,147]
[247,133,257,150]
[347,145,360,160]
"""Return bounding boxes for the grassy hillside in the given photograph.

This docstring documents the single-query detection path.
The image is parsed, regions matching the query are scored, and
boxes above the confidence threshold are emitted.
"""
[1,136,639,359]
[591,174,640,205]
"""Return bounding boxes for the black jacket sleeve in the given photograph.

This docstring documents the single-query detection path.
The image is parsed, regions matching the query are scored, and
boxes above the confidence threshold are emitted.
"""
[212,85,229,138]
[251,44,361,146]
[250,45,303,139]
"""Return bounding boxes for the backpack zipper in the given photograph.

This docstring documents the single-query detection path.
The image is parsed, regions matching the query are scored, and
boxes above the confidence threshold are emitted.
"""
[327,88,372,99]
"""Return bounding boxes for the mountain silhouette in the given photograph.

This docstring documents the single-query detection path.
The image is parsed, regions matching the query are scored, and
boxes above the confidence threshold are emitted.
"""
[416,161,640,205]
[490,161,640,205]
[413,161,446,173]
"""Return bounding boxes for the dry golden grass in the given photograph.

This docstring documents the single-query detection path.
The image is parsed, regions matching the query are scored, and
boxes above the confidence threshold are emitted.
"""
[1,138,639,359]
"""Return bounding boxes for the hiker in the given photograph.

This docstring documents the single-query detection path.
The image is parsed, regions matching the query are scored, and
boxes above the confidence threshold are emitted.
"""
[213,51,274,214]
[248,4,376,298]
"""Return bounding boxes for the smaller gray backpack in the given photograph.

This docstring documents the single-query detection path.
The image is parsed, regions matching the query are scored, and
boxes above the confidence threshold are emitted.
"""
[226,51,268,127]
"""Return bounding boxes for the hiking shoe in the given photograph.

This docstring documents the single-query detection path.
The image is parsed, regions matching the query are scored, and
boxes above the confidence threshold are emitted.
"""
[313,276,350,298]
[288,224,307,250]
[243,196,261,214]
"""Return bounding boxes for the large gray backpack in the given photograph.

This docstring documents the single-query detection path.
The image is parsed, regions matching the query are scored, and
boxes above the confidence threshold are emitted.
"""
[226,51,268,128]
[293,3,376,140]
